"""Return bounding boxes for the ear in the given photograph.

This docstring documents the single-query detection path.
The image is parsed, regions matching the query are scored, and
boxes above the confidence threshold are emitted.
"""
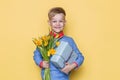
[64,20,67,25]
[47,20,51,26]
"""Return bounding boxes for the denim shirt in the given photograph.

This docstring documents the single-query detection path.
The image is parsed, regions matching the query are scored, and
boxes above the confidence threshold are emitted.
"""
[33,35,84,80]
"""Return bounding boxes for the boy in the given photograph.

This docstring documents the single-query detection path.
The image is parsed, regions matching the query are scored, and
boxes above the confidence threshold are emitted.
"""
[33,7,84,80]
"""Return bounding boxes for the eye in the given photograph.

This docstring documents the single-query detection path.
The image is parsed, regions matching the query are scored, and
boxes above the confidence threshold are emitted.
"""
[60,21,63,22]
[52,21,57,23]
[60,20,64,23]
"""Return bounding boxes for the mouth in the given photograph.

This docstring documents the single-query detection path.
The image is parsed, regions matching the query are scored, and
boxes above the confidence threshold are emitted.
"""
[54,27,61,29]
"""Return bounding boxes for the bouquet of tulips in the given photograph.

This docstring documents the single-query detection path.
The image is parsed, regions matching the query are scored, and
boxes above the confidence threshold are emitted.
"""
[32,33,60,80]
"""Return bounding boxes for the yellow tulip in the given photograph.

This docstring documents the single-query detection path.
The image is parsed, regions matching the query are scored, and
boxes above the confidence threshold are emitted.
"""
[47,51,50,57]
[47,48,56,56]
[42,35,48,41]
[47,35,50,40]
[33,38,42,46]
[55,34,59,38]
[44,41,48,46]
[56,41,60,46]
[50,48,56,55]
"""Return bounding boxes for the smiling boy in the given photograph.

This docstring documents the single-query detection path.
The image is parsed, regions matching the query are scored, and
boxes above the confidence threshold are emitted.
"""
[33,7,84,80]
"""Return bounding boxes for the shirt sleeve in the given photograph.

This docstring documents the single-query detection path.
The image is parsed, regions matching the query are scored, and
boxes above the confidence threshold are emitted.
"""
[69,38,84,68]
[33,48,43,67]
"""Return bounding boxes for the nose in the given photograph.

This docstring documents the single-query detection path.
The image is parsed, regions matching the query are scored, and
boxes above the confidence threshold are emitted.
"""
[56,22,60,26]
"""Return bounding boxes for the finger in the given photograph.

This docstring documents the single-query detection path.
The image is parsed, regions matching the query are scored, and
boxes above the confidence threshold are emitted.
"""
[65,62,69,65]
[44,61,49,63]
[46,64,49,67]
[61,69,68,74]
[46,66,49,68]
[61,69,64,72]
[61,67,66,72]
[43,65,48,68]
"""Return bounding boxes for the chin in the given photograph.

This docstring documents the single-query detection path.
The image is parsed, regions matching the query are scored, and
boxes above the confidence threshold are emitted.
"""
[54,31,61,33]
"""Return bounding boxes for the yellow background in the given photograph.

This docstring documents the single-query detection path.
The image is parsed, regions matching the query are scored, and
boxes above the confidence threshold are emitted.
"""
[0,0,120,80]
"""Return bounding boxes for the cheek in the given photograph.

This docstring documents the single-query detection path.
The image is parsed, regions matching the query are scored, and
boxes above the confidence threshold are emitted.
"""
[51,23,55,26]
[50,23,54,27]
[62,23,65,27]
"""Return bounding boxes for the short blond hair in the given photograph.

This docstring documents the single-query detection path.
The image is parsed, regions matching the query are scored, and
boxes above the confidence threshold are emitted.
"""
[48,7,66,20]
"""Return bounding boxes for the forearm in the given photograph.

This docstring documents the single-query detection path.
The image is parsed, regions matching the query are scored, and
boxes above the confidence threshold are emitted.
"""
[61,62,77,74]
[70,62,77,70]
[75,55,84,68]
[33,48,43,66]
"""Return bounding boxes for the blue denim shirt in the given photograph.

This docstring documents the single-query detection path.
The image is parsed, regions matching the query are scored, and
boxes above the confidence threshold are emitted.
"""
[33,35,84,80]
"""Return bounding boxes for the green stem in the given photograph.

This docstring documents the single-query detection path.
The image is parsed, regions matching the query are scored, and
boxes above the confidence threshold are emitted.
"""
[44,68,51,80]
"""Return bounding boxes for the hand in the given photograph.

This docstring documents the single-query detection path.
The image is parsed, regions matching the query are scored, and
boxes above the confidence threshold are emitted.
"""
[42,61,49,68]
[61,63,76,74]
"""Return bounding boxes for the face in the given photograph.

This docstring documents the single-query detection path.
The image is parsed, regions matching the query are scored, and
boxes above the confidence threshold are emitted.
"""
[48,13,66,34]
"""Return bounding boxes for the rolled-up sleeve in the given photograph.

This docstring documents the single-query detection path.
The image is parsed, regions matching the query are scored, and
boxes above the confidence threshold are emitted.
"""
[33,48,43,67]
[69,38,84,68]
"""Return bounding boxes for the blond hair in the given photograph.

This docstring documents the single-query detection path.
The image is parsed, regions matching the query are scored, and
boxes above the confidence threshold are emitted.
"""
[48,7,66,20]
